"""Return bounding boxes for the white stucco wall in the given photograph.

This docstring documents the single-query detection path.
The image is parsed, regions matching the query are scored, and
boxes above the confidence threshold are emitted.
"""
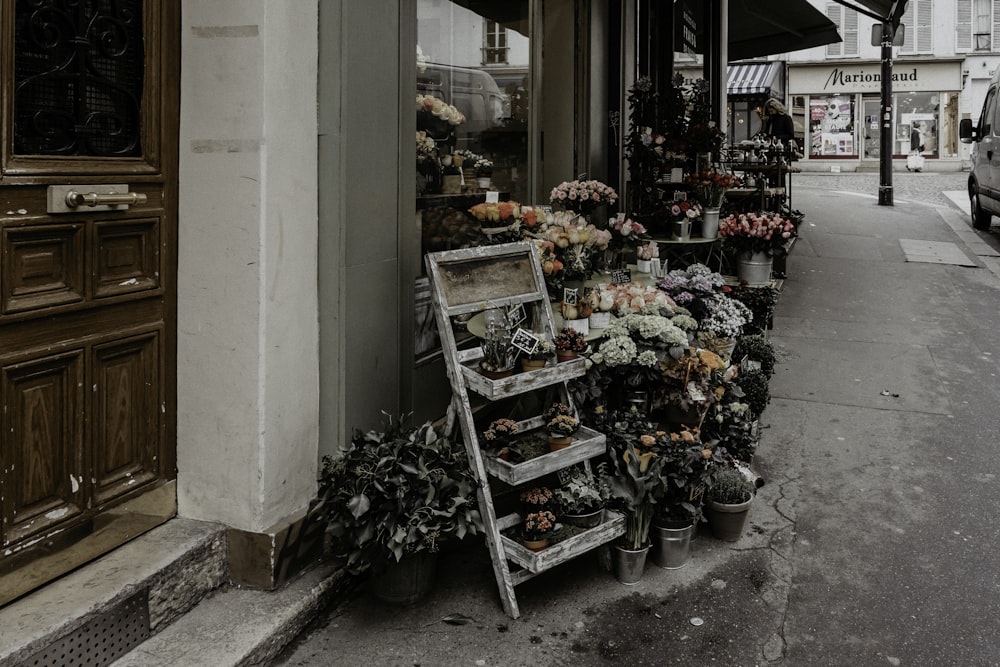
[177,0,320,532]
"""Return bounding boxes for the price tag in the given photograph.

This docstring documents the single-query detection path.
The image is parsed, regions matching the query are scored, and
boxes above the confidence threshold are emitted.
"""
[611,269,632,284]
[486,190,500,203]
[511,328,540,355]
[506,303,526,327]
[562,288,578,305]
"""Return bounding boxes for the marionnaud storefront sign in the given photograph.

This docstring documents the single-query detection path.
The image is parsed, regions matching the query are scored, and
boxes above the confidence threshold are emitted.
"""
[789,60,962,94]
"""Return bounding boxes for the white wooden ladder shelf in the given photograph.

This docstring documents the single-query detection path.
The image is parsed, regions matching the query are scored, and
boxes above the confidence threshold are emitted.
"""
[425,241,624,619]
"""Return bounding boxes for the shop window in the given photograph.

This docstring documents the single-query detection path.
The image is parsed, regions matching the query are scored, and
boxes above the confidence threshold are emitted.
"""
[416,1,531,259]
[808,95,856,157]
[895,92,939,157]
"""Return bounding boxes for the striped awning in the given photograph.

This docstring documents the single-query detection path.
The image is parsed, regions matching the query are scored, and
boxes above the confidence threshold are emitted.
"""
[727,63,783,98]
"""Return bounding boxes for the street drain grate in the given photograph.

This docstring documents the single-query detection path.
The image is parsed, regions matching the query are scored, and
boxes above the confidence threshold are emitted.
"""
[19,591,150,667]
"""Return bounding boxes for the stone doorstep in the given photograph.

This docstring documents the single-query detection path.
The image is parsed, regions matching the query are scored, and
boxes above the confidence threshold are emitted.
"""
[0,518,228,667]
[0,516,349,667]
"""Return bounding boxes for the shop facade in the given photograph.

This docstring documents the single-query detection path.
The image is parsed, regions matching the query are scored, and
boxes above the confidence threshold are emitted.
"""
[788,59,964,171]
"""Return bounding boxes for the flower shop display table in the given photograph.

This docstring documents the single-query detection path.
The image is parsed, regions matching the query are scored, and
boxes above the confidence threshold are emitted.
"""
[650,236,724,273]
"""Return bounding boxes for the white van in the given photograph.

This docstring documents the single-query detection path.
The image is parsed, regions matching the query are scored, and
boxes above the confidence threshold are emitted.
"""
[417,63,508,140]
[959,67,1000,229]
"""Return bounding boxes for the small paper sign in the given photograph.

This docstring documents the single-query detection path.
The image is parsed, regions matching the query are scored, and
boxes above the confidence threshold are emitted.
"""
[562,288,578,305]
[486,190,500,203]
[506,303,526,327]
[611,269,631,284]
[511,328,540,355]
[673,190,687,202]
[670,167,684,183]
[650,258,663,278]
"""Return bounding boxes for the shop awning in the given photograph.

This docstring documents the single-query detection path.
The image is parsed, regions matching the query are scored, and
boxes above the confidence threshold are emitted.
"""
[728,0,842,60]
[727,62,783,98]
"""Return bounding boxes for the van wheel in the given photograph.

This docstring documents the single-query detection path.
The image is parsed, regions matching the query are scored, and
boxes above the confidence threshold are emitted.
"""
[971,191,993,230]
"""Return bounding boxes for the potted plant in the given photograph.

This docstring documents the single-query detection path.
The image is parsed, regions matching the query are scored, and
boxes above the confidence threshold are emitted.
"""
[737,367,771,418]
[520,336,554,372]
[319,416,484,604]
[732,333,777,378]
[604,410,662,584]
[479,309,516,378]
[474,157,493,188]
[554,464,610,528]
[521,509,557,551]
[554,326,587,362]
[482,418,520,450]
[704,465,756,542]
[545,413,580,451]
[647,424,722,568]
[718,211,796,286]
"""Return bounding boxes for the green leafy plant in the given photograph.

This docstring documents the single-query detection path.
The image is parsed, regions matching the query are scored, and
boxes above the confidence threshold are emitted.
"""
[319,415,483,576]
[709,466,755,505]
[737,368,771,417]
[554,464,611,515]
[733,333,777,378]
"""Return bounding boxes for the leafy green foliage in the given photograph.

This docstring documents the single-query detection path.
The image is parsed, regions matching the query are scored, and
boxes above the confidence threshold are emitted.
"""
[709,466,755,505]
[319,415,483,576]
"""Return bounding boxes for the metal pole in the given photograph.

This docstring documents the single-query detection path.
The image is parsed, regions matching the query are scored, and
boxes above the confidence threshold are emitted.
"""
[878,20,894,206]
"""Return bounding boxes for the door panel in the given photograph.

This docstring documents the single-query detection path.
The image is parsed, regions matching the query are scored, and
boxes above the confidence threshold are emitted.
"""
[0,0,177,606]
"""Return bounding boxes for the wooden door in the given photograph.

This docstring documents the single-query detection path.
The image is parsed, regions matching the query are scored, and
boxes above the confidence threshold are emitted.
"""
[0,0,178,606]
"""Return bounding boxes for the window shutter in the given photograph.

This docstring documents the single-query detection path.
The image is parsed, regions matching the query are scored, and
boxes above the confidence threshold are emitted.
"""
[826,3,844,57]
[916,0,934,52]
[957,0,972,51]
[900,4,915,52]
[993,0,1000,49]
[843,9,859,56]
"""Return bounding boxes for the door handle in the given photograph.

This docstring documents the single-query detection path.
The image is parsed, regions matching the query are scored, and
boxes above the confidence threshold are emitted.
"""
[65,191,148,208]
[46,184,146,213]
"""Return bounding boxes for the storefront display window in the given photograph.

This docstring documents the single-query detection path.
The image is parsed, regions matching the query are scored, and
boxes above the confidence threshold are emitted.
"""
[894,91,940,157]
[808,95,855,157]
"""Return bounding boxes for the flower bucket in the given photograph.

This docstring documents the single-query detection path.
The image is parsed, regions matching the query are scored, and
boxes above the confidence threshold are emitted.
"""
[612,543,650,585]
[636,259,652,273]
[476,177,491,189]
[370,551,439,605]
[701,207,721,239]
[673,219,691,242]
[589,311,611,329]
[564,318,590,336]
[652,521,695,569]
[737,251,773,286]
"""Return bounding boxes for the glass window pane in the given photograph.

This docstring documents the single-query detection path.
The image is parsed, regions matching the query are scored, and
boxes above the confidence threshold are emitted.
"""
[808,95,855,157]
[416,1,530,260]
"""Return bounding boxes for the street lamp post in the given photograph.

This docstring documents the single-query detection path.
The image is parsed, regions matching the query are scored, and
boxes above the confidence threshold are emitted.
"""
[878,20,894,206]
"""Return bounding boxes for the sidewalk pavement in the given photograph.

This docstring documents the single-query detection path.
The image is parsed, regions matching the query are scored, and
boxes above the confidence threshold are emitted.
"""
[275,180,1000,666]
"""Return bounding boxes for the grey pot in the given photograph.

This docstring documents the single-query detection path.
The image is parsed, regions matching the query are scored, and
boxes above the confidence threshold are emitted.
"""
[705,498,753,542]
[562,508,603,529]
[612,543,650,585]
[370,550,439,605]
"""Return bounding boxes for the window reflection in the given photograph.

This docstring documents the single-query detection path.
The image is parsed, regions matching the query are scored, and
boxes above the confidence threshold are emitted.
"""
[416,0,531,257]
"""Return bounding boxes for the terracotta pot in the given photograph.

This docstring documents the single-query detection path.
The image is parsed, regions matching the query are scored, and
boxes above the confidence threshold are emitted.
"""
[556,351,579,363]
[480,365,514,380]
[547,435,573,451]
[521,536,550,552]
[521,358,546,372]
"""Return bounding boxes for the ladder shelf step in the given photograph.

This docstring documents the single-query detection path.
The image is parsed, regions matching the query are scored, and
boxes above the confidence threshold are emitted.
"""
[483,426,606,485]
[462,358,587,400]
[498,510,625,575]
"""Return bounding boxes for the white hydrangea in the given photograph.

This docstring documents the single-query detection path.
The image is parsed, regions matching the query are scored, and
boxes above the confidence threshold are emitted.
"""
[597,336,637,366]
[636,350,659,367]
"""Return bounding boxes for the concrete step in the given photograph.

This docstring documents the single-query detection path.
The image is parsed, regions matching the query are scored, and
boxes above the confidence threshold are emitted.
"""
[0,518,227,667]
[1,518,349,667]
[111,562,346,667]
